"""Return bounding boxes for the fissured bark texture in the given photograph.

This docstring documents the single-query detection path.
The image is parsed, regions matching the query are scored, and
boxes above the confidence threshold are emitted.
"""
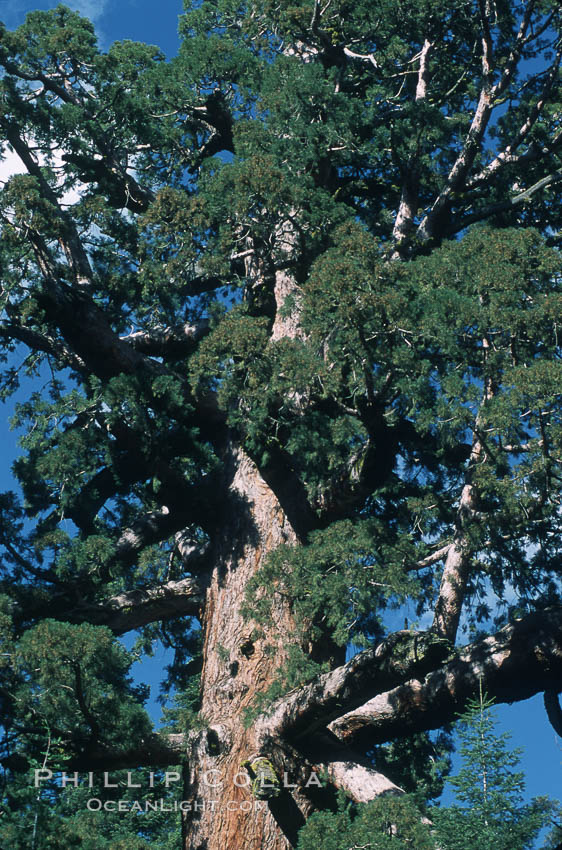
[183,446,308,850]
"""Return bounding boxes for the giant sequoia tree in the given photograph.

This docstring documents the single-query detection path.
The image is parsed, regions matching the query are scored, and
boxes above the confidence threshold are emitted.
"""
[0,2,561,848]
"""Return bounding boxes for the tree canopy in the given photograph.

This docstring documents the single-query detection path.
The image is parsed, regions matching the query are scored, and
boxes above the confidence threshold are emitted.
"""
[0,2,561,849]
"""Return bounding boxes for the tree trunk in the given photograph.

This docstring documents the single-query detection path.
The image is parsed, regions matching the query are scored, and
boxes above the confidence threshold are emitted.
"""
[183,444,309,850]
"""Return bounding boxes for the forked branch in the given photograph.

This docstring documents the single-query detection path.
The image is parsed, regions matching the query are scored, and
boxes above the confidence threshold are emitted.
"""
[329,606,562,746]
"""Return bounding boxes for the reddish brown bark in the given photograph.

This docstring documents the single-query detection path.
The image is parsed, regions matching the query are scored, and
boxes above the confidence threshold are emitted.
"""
[183,446,310,850]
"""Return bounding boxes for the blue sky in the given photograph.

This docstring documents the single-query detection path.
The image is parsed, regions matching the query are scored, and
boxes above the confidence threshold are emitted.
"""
[0,0,183,53]
[0,0,560,829]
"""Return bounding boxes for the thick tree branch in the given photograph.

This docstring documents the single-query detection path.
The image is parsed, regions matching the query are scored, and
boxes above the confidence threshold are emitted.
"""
[432,352,495,642]
[180,273,232,297]
[15,216,164,380]
[189,90,235,164]
[9,535,211,634]
[105,468,221,573]
[467,44,562,189]
[478,0,494,78]
[0,323,87,372]
[391,39,432,252]
[447,168,562,236]
[315,413,442,523]
[0,733,188,774]
[416,543,452,570]
[61,152,155,214]
[72,661,101,741]
[114,507,203,567]
[544,689,562,737]
[417,0,537,242]
[67,576,207,633]
[302,732,404,802]
[329,606,562,746]
[60,732,189,771]
[257,605,562,750]
[61,466,139,534]
[120,319,211,358]
[4,245,222,434]
[255,630,453,745]
[319,756,402,802]
[53,427,207,533]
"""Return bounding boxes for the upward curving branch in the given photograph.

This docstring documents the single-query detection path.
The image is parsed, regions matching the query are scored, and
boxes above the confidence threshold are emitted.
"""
[9,546,210,634]
[416,0,546,243]
[54,733,189,772]
[112,496,214,570]
[432,349,495,643]
[466,42,562,190]
[391,38,432,252]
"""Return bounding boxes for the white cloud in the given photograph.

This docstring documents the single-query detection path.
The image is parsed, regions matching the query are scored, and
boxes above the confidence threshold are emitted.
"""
[1,143,85,206]
[0,146,24,185]
[67,0,109,23]
[0,0,109,31]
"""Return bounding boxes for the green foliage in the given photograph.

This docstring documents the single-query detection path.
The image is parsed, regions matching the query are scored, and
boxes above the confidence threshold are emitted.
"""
[0,1,561,846]
[432,687,554,850]
[10,621,151,760]
[296,691,556,850]
[243,643,329,727]
[296,794,436,850]
[160,675,203,734]
[242,757,282,800]
[542,803,562,849]
[245,518,420,647]
[369,730,454,803]
[189,306,271,416]
[0,768,182,850]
